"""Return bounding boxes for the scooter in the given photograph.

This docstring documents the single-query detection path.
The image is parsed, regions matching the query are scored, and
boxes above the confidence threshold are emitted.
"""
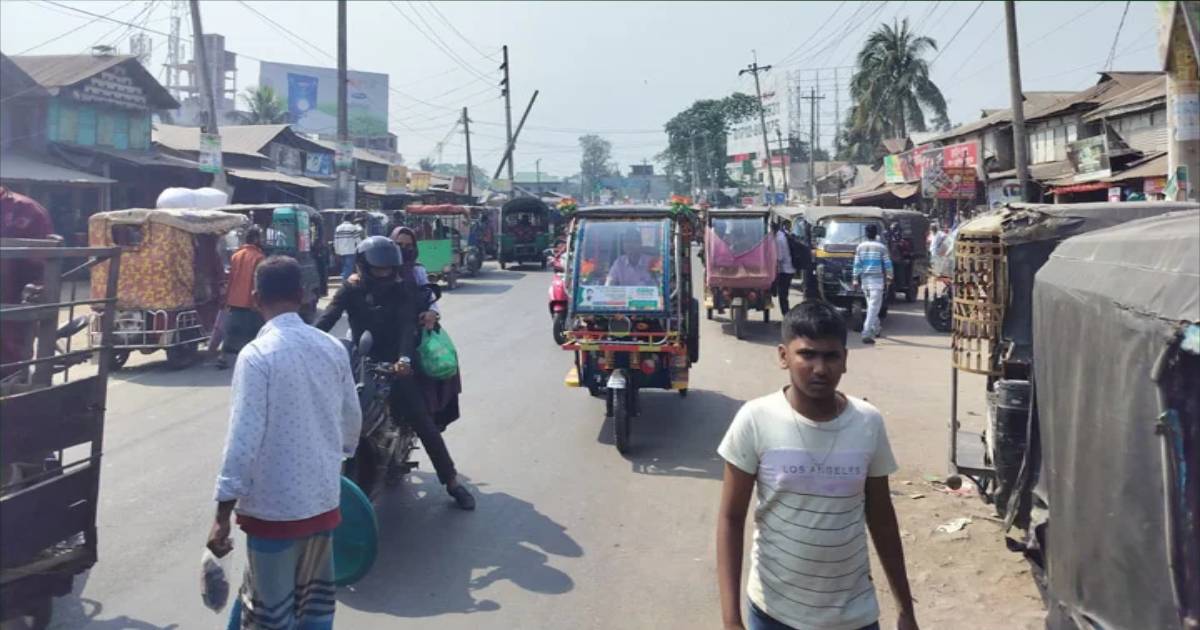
[546,248,569,345]
[924,276,953,332]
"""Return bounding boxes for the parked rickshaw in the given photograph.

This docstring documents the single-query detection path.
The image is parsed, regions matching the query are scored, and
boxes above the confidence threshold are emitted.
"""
[703,208,775,339]
[87,208,248,369]
[216,204,328,321]
[560,206,700,454]
[402,204,482,288]
[498,197,554,270]
[806,207,928,331]
[2,240,121,626]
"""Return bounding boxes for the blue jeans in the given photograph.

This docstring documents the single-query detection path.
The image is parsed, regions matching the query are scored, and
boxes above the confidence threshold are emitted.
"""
[340,254,356,280]
[748,602,880,630]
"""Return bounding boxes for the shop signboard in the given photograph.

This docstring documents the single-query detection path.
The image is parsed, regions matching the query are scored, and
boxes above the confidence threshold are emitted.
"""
[1068,135,1111,182]
[386,164,408,194]
[450,175,468,194]
[409,170,431,192]
[883,155,904,184]
[305,153,333,178]
[199,134,222,174]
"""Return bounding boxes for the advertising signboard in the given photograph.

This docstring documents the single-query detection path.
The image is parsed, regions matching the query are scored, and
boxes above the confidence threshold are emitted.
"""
[1068,135,1111,182]
[386,165,408,194]
[199,134,222,174]
[409,171,431,192]
[259,61,389,137]
[305,153,333,178]
[883,155,904,183]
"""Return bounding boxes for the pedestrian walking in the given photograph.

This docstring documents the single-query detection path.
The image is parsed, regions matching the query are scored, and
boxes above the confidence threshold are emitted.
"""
[773,220,796,316]
[334,215,365,280]
[716,302,918,630]
[215,227,266,369]
[208,256,362,630]
[851,224,892,344]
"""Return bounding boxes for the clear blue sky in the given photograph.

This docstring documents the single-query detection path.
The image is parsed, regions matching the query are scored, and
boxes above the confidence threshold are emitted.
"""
[1,1,1160,176]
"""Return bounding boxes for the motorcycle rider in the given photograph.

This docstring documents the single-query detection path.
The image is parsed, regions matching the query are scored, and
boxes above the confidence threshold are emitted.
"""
[315,236,475,510]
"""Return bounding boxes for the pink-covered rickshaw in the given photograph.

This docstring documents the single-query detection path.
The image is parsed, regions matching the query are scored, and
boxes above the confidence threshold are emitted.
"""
[703,208,776,339]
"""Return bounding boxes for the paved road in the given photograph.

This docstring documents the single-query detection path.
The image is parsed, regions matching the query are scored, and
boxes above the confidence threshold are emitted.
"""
[38,263,1020,630]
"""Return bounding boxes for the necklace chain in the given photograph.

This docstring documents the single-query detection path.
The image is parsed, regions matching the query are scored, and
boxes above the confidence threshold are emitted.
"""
[787,393,846,469]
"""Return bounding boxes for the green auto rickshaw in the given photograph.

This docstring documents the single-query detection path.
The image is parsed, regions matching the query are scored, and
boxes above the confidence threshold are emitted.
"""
[498,197,554,270]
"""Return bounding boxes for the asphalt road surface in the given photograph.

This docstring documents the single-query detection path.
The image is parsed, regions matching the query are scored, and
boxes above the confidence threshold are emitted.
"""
[32,263,1040,630]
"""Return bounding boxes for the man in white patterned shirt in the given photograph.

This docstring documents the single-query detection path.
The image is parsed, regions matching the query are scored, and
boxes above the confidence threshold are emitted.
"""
[208,256,362,629]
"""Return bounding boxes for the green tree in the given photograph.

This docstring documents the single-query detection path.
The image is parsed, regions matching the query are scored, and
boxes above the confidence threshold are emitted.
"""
[418,157,437,171]
[237,85,289,125]
[659,93,760,194]
[842,18,948,162]
[579,134,615,200]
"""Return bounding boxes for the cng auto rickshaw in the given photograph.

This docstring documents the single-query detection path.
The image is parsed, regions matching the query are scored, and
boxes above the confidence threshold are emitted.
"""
[560,205,700,454]
[87,208,248,369]
[943,201,1198,628]
[498,197,554,270]
[704,208,775,339]
[403,204,484,286]
[807,207,928,332]
[2,240,121,626]
[216,204,329,321]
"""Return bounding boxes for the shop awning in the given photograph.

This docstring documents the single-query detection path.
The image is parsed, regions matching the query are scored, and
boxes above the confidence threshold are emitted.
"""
[0,151,115,184]
[227,168,328,189]
[1104,153,1167,182]
[842,182,920,204]
[1049,181,1111,194]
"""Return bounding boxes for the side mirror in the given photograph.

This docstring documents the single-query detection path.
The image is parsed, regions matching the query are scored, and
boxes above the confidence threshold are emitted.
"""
[358,331,375,357]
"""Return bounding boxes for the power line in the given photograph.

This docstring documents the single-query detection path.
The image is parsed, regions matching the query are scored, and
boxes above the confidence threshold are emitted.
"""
[795,1,890,69]
[14,0,139,55]
[420,1,499,62]
[236,1,333,64]
[774,1,849,66]
[387,1,493,83]
[957,2,1107,83]
[929,1,985,66]
[945,16,1003,82]
[781,1,874,68]
[1104,0,1132,70]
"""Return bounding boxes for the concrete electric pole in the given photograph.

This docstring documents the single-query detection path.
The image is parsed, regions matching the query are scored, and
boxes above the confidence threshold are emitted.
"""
[1162,0,1200,201]
[500,45,515,188]
[1005,0,1033,202]
[800,88,825,201]
[337,0,351,207]
[188,0,227,192]
[776,127,790,195]
[740,52,776,194]
[462,106,473,198]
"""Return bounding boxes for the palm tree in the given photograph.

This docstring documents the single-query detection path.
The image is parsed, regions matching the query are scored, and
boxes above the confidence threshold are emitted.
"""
[847,18,948,154]
[238,85,289,125]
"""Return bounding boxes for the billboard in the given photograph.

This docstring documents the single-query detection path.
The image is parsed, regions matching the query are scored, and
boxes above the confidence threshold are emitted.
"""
[259,61,389,137]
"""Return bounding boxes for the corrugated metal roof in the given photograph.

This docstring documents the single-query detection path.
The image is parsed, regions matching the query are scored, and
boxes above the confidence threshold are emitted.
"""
[1084,76,1167,121]
[0,53,48,99]
[0,151,115,184]
[925,92,1076,144]
[154,124,274,158]
[10,54,177,109]
[227,168,328,189]
[989,159,1075,182]
[308,137,392,166]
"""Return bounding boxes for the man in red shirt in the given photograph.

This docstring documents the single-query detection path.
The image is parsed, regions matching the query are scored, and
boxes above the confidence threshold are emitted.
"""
[216,226,266,369]
[1,187,56,378]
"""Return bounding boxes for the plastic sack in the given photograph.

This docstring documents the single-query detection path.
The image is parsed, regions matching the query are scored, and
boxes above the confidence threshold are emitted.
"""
[200,548,232,612]
[157,187,229,209]
[417,328,459,379]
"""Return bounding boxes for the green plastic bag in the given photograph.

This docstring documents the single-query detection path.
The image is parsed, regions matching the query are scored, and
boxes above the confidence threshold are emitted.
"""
[417,328,459,379]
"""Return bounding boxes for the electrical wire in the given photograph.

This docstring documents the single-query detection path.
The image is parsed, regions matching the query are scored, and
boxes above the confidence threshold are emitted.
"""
[420,0,499,62]
[944,17,1003,82]
[793,1,890,69]
[14,0,139,55]
[387,1,494,83]
[929,0,984,66]
[774,1,849,66]
[236,1,334,65]
[1104,0,1132,70]
[956,2,1107,83]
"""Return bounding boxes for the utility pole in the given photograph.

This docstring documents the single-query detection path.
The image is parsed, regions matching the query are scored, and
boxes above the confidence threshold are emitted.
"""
[740,51,776,193]
[492,90,539,180]
[336,0,351,207]
[834,67,841,156]
[462,106,473,198]
[536,158,542,187]
[500,45,515,188]
[776,127,790,194]
[689,133,699,199]
[1162,0,1200,202]
[188,0,226,192]
[800,88,825,200]
[1005,0,1033,202]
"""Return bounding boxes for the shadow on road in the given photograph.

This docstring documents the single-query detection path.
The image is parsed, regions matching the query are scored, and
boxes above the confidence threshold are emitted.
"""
[109,360,234,388]
[444,281,517,296]
[338,475,581,618]
[42,572,180,630]
[595,389,743,481]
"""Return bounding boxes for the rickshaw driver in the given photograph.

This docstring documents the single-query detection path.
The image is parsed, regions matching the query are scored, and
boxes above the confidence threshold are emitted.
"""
[606,229,657,287]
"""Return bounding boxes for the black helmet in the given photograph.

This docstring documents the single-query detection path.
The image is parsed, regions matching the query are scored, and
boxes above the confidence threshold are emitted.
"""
[357,235,402,268]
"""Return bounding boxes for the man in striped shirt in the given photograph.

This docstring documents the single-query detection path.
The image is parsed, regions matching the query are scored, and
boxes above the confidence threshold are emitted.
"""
[851,224,893,345]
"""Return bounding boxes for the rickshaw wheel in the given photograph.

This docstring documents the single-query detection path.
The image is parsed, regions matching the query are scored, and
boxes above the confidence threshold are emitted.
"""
[678,388,688,398]
[552,313,568,346]
[612,389,631,454]
[447,270,459,291]
[706,308,713,320]
[109,351,130,370]
[763,308,770,323]
[499,260,507,270]
[849,303,866,333]
[732,305,746,340]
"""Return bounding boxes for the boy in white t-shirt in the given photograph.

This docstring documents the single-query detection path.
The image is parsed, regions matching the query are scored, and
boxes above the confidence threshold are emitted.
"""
[716,301,918,630]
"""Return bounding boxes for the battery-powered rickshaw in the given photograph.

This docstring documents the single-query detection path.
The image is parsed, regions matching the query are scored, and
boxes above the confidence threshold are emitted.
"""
[216,204,328,321]
[560,205,700,454]
[403,204,485,286]
[806,207,928,332]
[87,208,248,369]
[703,208,775,339]
[498,197,554,270]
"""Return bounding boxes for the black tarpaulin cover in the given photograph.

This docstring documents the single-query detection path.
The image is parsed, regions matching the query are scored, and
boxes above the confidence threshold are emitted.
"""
[1033,209,1200,629]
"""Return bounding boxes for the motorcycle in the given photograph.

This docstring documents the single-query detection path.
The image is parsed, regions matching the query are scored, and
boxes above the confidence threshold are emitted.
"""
[546,247,569,345]
[924,275,953,332]
[343,331,419,502]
